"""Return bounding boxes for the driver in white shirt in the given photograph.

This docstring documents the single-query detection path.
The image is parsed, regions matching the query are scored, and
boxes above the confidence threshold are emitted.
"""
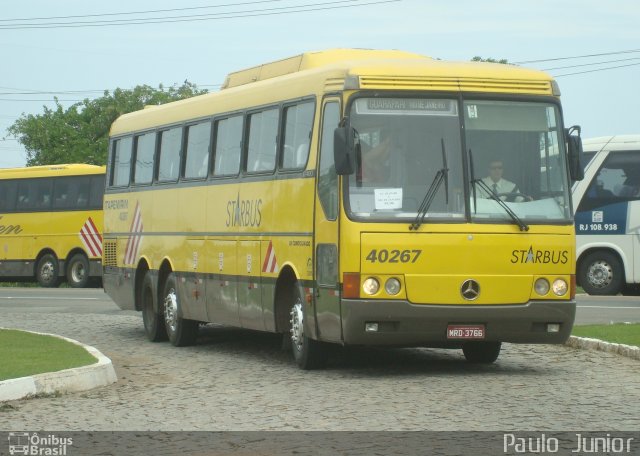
[479,159,527,202]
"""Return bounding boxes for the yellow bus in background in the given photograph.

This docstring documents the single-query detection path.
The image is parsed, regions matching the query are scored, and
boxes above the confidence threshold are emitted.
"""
[0,164,105,288]
[103,49,584,369]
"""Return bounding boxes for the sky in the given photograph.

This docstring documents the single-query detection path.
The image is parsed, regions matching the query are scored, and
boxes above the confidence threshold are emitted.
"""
[1,0,639,168]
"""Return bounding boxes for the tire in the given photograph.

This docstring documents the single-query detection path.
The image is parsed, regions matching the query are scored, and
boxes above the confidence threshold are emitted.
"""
[66,253,90,288]
[141,272,167,342]
[290,286,327,370]
[162,273,198,347]
[578,251,624,296]
[36,253,60,288]
[462,341,501,364]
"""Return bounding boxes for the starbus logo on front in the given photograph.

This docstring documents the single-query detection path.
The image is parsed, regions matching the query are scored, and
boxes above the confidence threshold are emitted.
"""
[7,432,73,455]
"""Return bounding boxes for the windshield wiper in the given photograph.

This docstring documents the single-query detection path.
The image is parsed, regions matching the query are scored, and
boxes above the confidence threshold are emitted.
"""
[469,148,478,210]
[472,179,530,232]
[409,139,449,231]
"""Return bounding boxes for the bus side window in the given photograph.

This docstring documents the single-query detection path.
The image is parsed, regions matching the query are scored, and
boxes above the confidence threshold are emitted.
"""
[76,181,90,208]
[16,179,52,211]
[35,179,53,210]
[111,137,133,187]
[16,182,31,210]
[578,150,640,212]
[184,121,212,179]
[133,132,156,185]
[158,127,183,183]
[53,178,71,209]
[246,108,279,173]
[90,175,105,209]
[0,181,16,212]
[617,167,640,197]
[213,116,242,176]
[281,101,314,170]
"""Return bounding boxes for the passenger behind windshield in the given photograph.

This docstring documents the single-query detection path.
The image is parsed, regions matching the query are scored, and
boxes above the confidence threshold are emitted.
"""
[357,130,394,185]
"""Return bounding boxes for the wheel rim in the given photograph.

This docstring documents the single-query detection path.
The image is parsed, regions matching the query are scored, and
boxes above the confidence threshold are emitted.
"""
[40,261,55,282]
[290,300,304,351]
[164,287,178,332]
[70,261,86,283]
[587,260,613,289]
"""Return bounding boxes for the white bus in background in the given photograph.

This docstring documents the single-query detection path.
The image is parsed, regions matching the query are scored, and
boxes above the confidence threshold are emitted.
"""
[572,135,640,295]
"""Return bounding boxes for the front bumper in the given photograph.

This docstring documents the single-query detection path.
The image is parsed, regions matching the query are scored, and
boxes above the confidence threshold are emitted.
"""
[340,299,576,346]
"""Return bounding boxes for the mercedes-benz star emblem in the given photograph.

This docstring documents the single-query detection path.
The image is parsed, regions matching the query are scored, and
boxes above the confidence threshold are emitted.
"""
[461,279,480,300]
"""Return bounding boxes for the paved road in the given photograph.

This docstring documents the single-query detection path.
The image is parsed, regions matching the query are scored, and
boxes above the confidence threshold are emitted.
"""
[0,288,638,431]
[574,294,640,324]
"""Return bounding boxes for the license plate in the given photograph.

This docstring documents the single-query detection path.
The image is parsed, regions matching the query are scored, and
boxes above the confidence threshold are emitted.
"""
[447,325,485,340]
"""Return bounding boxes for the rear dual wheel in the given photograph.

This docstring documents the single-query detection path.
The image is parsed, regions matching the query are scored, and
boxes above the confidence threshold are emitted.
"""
[162,273,199,346]
[67,253,90,288]
[141,272,198,345]
[141,273,167,342]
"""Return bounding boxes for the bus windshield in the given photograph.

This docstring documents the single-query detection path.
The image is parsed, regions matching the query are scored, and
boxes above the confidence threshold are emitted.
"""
[346,97,571,224]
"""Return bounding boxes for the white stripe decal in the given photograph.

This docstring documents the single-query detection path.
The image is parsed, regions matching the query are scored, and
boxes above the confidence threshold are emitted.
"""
[78,217,103,257]
[262,241,279,273]
[124,203,144,265]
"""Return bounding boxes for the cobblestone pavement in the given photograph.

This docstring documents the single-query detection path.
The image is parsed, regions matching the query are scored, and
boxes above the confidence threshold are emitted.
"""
[1,306,639,431]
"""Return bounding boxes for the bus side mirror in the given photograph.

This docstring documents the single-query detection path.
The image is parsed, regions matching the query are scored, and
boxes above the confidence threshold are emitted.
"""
[334,126,356,175]
[566,126,584,182]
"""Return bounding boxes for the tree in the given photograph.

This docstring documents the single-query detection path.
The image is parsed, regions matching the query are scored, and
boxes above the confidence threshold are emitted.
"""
[7,82,208,166]
[471,56,510,64]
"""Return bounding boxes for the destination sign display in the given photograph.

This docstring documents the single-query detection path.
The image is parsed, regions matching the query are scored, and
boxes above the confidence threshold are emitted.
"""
[355,98,457,116]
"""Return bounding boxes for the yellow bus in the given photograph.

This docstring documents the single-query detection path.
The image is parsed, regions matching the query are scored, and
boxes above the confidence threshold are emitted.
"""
[0,164,105,288]
[103,49,584,369]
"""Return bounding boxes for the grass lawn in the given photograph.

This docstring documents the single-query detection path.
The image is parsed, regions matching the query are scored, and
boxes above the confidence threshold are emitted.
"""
[0,329,97,381]
[572,323,640,347]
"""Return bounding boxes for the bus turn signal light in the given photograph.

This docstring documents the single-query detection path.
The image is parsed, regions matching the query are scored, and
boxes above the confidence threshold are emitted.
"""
[343,273,361,299]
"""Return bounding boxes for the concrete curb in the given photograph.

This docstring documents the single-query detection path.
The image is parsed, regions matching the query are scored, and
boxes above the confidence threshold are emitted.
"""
[0,329,117,402]
[566,335,640,360]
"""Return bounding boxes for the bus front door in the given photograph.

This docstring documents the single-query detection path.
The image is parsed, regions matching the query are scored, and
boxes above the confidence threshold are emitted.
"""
[313,99,342,342]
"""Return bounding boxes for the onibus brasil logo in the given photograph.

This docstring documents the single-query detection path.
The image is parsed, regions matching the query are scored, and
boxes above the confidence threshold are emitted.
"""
[7,432,72,455]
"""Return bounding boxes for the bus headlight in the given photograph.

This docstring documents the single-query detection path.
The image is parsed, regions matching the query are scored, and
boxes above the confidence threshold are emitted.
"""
[552,279,568,296]
[534,278,550,296]
[385,278,401,295]
[362,277,380,295]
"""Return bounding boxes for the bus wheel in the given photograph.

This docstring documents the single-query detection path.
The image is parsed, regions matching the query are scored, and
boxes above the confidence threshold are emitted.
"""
[578,251,623,295]
[66,253,90,288]
[462,341,501,364]
[290,292,327,370]
[36,253,60,288]
[141,272,167,342]
[162,273,198,347]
